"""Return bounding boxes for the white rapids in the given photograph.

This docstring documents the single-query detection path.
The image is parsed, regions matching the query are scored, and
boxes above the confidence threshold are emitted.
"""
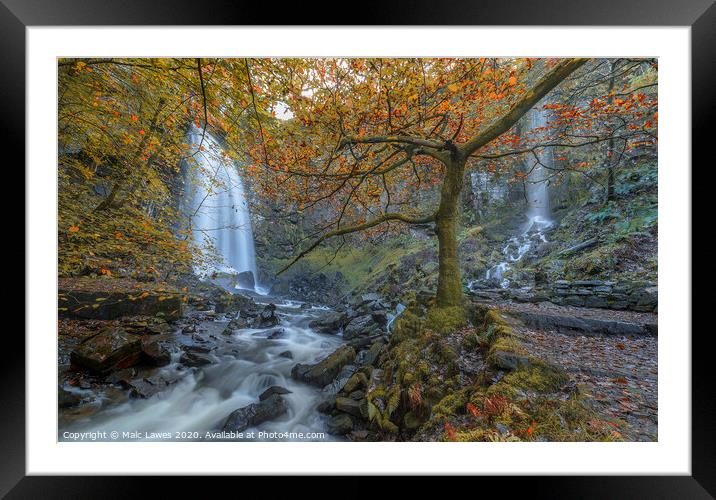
[58,301,344,441]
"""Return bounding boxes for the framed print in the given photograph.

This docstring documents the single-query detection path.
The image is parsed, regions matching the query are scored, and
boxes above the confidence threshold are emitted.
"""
[5,0,713,495]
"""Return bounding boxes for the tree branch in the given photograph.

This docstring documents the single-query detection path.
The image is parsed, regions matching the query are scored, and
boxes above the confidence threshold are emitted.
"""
[460,58,588,157]
[277,211,436,275]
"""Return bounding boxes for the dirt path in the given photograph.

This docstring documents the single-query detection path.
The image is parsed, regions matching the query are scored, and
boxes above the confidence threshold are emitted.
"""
[495,301,658,441]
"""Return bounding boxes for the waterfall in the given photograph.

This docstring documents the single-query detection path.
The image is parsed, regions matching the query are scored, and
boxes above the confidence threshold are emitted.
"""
[184,127,266,293]
[469,102,554,291]
[525,104,553,223]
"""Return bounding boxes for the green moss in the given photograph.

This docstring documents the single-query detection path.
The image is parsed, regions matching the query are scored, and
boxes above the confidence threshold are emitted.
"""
[501,361,568,393]
[430,387,473,420]
[424,306,466,335]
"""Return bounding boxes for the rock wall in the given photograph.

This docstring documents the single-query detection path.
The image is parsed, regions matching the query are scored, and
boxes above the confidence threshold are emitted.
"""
[473,279,658,313]
[545,280,657,312]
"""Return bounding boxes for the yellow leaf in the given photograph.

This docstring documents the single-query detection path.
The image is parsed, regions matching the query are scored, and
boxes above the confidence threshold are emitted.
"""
[447,83,459,93]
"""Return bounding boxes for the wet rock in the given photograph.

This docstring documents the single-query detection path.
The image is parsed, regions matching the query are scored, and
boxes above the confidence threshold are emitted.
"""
[70,328,143,374]
[341,371,368,394]
[279,351,294,359]
[308,311,348,334]
[59,387,82,408]
[322,364,357,395]
[222,394,289,433]
[370,310,388,327]
[362,340,385,367]
[180,350,213,367]
[326,413,353,435]
[291,345,356,387]
[317,395,336,414]
[236,271,256,290]
[343,314,383,340]
[267,328,285,340]
[126,374,179,398]
[141,338,171,366]
[222,316,250,335]
[59,289,184,321]
[335,396,362,418]
[358,293,380,306]
[255,303,279,328]
[214,291,256,315]
[349,390,365,401]
[259,385,292,401]
[123,317,172,336]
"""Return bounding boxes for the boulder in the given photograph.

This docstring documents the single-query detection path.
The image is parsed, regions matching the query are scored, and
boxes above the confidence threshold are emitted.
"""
[358,293,380,306]
[222,393,288,432]
[326,413,353,435]
[215,292,256,315]
[341,371,368,394]
[370,310,388,327]
[362,341,385,367]
[140,338,171,366]
[236,271,256,290]
[335,396,362,418]
[59,290,183,321]
[308,311,349,334]
[343,314,383,340]
[125,373,180,399]
[322,364,357,395]
[259,386,292,401]
[291,345,356,387]
[255,303,280,328]
[180,350,213,367]
[70,328,143,374]
[222,316,250,335]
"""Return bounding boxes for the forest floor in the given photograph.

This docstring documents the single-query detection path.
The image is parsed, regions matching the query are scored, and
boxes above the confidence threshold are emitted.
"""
[493,301,658,441]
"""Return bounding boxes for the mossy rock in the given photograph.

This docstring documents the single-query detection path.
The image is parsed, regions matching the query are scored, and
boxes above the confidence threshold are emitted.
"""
[424,306,467,335]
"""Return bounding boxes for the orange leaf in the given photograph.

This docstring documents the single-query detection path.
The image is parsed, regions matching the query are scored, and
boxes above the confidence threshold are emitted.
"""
[68,225,80,233]
[131,114,138,121]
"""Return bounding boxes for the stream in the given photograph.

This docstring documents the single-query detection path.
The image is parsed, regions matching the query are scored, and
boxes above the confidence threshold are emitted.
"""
[59,298,345,441]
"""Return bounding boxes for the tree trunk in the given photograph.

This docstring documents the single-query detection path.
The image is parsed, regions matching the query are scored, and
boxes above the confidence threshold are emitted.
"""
[435,157,466,307]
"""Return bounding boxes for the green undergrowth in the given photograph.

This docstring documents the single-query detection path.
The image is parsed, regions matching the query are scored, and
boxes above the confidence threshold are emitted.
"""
[373,304,621,442]
[266,232,434,296]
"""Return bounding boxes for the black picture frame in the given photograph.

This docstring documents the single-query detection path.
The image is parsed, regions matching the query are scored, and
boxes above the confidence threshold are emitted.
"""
[5,0,711,496]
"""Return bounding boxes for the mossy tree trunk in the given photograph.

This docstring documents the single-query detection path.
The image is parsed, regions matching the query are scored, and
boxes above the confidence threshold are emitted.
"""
[435,153,466,308]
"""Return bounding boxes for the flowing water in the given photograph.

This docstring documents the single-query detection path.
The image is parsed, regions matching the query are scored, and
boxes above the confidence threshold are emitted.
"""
[59,299,344,441]
[470,104,555,291]
[184,127,267,293]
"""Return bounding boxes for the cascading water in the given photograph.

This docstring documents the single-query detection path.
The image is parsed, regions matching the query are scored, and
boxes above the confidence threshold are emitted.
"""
[184,126,266,293]
[470,104,555,291]
[58,301,345,441]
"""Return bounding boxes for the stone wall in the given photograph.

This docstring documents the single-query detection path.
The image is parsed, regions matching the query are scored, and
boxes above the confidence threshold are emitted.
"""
[542,279,657,312]
[472,279,658,313]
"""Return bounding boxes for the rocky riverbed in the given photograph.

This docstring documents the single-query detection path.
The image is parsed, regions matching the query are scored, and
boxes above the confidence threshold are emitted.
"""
[58,284,401,441]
